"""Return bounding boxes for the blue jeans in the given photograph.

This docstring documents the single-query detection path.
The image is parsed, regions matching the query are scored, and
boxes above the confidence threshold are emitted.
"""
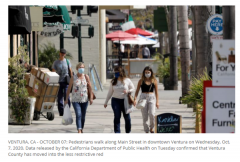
[72,102,88,130]
[58,82,71,116]
[111,98,131,133]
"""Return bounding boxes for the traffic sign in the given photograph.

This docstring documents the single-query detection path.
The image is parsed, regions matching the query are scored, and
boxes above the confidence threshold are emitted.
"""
[73,17,89,24]
[206,14,223,35]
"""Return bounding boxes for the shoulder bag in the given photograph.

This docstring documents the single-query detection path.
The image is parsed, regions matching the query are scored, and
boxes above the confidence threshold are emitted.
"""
[66,59,73,93]
[85,74,96,101]
[136,81,152,109]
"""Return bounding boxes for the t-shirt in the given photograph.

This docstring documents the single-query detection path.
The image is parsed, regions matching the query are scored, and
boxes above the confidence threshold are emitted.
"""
[142,47,150,58]
[52,58,71,82]
[104,78,135,105]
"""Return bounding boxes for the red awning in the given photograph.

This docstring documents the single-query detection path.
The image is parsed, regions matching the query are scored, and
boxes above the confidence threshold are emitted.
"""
[106,30,136,39]
[125,28,153,36]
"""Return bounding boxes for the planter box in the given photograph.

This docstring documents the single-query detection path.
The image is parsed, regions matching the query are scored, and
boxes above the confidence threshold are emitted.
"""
[8,97,36,125]
[163,77,171,90]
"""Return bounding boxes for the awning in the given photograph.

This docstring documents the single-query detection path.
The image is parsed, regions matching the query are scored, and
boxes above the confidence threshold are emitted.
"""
[43,5,71,30]
[113,35,157,45]
[9,6,32,34]
[125,28,153,36]
[43,5,58,12]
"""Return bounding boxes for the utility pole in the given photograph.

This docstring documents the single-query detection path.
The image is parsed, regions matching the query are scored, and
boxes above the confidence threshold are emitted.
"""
[60,33,64,49]
[78,9,83,62]
[169,6,178,90]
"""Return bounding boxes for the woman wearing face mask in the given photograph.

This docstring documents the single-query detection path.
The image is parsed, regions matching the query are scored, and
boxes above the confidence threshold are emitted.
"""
[104,66,135,133]
[65,62,93,133]
[133,66,159,133]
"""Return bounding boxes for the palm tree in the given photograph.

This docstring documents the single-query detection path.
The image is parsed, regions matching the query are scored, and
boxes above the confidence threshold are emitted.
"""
[223,6,235,39]
[38,42,72,70]
[177,6,190,97]
[169,6,178,90]
[192,6,209,76]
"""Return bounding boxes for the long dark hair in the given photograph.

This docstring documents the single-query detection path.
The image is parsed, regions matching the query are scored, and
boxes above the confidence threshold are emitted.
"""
[111,66,127,85]
[141,66,156,83]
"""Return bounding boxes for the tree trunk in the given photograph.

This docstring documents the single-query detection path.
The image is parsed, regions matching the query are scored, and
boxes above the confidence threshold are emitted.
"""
[177,6,190,96]
[223,6,235,39]
[159,32,164,54]
[193,6,208,76]
[191,7,197,79]
[169,6,178,90]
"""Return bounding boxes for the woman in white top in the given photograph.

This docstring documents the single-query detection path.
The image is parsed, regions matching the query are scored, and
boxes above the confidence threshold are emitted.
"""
[65,62,93,133]
[104,66,135,133]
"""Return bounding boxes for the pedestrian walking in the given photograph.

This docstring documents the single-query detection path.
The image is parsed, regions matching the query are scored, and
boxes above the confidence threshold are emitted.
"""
[134,66,159,133]
[65,62,93,133]
[52,48,73,116]
[142,45,150,58]
[104,66,135,133]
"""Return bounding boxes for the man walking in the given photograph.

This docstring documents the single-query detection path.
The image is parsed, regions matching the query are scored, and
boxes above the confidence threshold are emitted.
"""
[52,48,73,116]
[142,45,150,58]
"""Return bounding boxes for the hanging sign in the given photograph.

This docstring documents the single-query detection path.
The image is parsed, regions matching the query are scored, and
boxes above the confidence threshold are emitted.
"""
[38,23,63,37]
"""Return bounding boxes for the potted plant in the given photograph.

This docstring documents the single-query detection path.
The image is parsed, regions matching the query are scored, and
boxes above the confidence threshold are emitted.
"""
[157,57,171,89]
[182,68,212,133]
[8,45,36,125]
[153,53,164,83]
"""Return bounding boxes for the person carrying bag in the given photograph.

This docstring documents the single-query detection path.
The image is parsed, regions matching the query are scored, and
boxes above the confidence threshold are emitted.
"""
[104,66,135,133]
[65,62,93,133]
[134,66,159,133]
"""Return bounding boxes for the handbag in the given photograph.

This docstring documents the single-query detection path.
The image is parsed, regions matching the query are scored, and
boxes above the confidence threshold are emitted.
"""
[136,81,152,109]
[85,74,96,101]
[66,59,73,93]
[62,104,73,125]
[124,94,134,114]
[127,93,134,105]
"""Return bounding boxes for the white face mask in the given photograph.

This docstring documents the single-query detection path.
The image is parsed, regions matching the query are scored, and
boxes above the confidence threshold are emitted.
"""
[145,73,151,78]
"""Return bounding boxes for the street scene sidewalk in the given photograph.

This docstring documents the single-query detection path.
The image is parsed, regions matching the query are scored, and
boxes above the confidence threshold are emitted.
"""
[8,78,195,133]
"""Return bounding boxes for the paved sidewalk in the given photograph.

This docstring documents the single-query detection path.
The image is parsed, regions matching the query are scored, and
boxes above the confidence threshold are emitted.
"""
[8,78,195,133]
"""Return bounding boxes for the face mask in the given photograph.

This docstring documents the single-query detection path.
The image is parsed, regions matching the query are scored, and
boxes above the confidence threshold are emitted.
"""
[115,72,120,78]
[78,68,84,74]
[145,73,151,78]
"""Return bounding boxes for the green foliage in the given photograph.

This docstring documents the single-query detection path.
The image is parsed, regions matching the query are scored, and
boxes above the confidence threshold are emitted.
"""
[157,57,170,78]
[182,68,212,109]
[178,57,181,80]
[156,56,181,80]
[8,45,30,124]
[38,42,72,70]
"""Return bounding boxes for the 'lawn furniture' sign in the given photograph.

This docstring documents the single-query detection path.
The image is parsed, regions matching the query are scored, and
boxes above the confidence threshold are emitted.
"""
[155,113,182,133]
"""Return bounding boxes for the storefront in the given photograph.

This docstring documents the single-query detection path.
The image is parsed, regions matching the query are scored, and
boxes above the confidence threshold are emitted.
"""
[8,6,42,66]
